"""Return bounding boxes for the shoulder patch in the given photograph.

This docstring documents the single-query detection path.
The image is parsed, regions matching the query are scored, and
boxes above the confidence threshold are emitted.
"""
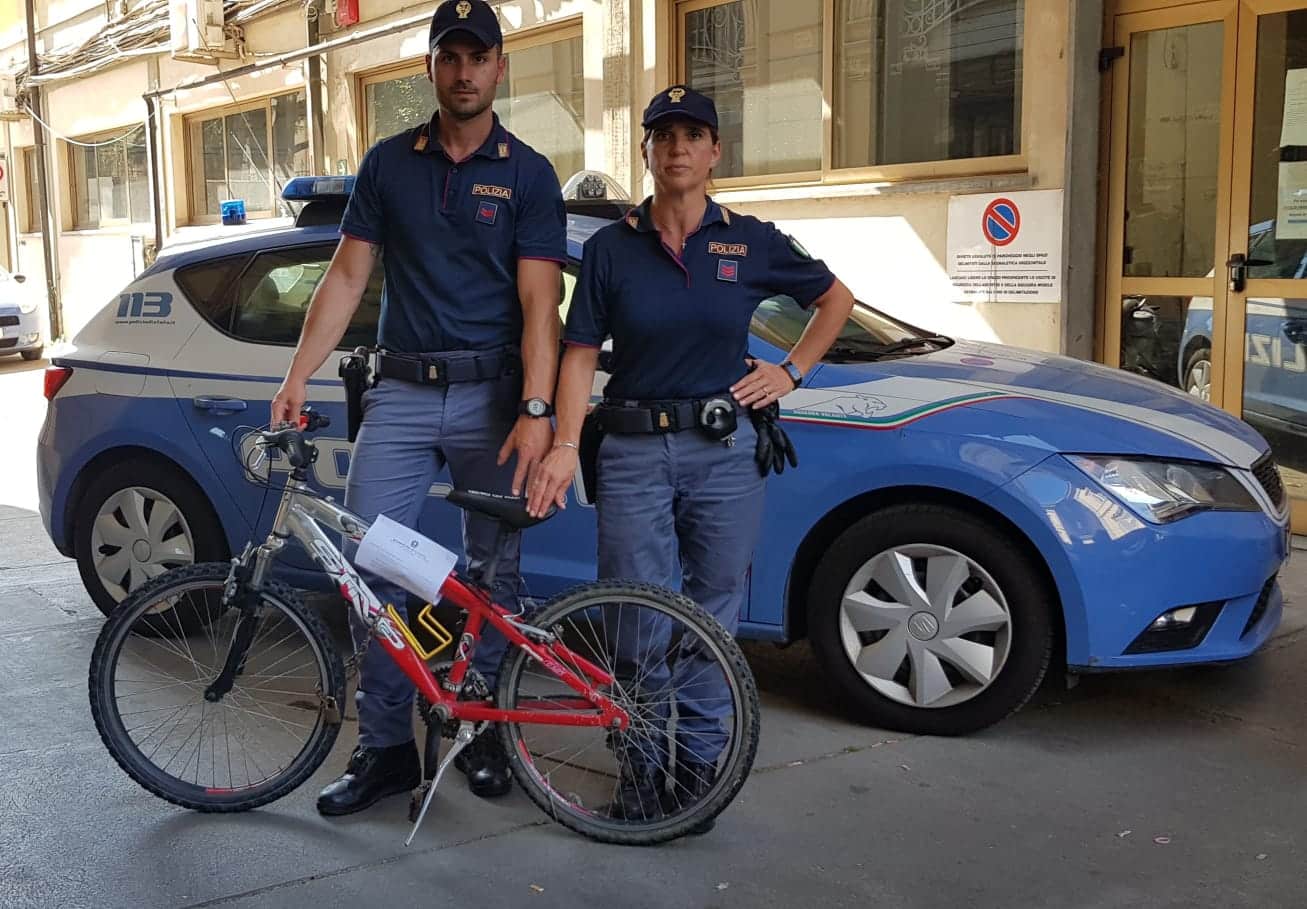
[720,206,732,225]
[787,234,813,260]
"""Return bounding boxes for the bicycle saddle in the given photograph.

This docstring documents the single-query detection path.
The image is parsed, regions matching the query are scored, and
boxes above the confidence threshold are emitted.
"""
[445,489,557,530]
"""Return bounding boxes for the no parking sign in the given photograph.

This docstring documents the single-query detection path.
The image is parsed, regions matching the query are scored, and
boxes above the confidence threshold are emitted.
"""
[947,190,1063,303]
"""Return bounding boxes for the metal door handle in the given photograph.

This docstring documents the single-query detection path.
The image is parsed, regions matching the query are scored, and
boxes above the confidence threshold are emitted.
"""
[193,395,248,414]
[1227,252,1273,292]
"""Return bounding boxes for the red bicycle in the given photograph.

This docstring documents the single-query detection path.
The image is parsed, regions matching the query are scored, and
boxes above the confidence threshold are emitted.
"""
[88,411,761,845]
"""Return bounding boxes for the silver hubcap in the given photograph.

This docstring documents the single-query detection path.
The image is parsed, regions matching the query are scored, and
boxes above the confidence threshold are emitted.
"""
[1187,359,1211,401]
[91,487,196,602]
[837,544,1012,709]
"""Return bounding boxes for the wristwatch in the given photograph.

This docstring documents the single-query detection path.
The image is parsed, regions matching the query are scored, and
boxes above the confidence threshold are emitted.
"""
[519,397,555,418]
[780,360,804,389]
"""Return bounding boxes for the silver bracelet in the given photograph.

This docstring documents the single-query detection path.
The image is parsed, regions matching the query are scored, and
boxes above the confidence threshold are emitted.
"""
[554,441,580,450]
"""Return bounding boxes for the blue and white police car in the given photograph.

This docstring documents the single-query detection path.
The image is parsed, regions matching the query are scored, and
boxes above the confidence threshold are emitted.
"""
[37,176,1291,736]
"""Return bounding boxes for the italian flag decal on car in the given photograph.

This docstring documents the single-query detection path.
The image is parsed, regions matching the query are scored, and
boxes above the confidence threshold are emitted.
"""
[783,389,1022,430]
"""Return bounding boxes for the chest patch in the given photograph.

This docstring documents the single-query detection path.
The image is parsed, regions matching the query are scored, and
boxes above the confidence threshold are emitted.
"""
[708,241,748,257]
[717,259,739,283]
[472,183,513,200]
[475,201,500,225]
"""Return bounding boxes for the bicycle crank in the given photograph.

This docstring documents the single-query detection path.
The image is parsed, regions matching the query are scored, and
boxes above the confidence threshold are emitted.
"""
[405,720,483,847]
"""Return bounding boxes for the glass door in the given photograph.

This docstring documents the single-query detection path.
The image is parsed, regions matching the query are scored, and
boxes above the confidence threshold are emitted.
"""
[1227,0,1307,525]
[1103,2,1240,407]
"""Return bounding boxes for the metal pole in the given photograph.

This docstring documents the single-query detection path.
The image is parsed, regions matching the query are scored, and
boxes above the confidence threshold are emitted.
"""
[306,7,328,176]
[144,94,163,259]
[25,0,62,340]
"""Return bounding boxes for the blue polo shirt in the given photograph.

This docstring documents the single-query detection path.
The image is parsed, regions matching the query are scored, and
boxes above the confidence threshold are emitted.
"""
[564,198,836,401]
[340,113,566,353]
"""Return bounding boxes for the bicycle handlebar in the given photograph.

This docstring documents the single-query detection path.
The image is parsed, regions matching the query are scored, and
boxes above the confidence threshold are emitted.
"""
[257,408,331,469]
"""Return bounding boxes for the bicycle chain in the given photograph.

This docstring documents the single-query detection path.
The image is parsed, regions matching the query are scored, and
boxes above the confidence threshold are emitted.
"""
[417,663,492,738]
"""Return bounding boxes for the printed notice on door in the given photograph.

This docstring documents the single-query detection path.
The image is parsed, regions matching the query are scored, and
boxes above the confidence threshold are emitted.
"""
[947,190,1064,304]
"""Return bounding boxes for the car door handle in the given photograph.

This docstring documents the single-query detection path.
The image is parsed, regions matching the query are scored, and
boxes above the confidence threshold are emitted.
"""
[193,395,248,414]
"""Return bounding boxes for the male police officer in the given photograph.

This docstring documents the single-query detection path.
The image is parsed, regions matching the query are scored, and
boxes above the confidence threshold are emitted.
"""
[271,0,566,816]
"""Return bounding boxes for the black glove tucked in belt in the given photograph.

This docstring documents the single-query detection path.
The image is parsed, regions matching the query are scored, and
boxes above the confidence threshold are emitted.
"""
[749,402,798,477]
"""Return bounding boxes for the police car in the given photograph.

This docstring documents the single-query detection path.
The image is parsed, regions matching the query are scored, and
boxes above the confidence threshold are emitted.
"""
[37,175,1290,736]
[1181,220,1307,458]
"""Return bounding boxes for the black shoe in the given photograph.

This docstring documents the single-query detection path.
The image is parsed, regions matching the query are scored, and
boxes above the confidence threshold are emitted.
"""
[453,727,512,798]
[605,763,667,822]
[672,759,719,836]
[317,741,422,817]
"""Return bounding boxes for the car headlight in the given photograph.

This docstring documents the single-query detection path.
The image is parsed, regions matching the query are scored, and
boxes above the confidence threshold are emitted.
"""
[17,299,37,314]
[1067,455,1259,523]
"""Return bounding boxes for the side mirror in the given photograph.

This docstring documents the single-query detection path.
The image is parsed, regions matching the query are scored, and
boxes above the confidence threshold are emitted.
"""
[13,274,25,284]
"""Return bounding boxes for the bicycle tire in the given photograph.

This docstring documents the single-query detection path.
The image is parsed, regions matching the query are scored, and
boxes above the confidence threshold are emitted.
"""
[496,580,761,846]
[89,562,346,812]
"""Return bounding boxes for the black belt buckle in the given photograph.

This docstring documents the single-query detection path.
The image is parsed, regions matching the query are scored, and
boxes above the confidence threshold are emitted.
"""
[652,405,676,432]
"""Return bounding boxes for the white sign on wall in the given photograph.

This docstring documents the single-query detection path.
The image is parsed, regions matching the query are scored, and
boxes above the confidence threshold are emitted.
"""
[947,189,1064,303]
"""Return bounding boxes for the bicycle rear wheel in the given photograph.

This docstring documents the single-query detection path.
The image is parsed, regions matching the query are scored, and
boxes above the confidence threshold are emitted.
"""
[495,581,761,845]
[89,562,345,812]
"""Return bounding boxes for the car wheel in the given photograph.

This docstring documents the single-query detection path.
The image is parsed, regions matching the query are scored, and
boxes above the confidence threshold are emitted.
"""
[1184,347,1212,401]
[20,348,43,362]
[74,459,229,620]
[807,503,1054,735]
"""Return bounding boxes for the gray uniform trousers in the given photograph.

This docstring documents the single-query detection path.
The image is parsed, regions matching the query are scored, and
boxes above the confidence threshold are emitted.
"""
[596,417,766,767]
[343,351,525,749]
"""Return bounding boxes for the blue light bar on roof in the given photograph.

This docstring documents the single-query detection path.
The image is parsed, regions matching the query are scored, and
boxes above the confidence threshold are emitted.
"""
[281,175,356,202]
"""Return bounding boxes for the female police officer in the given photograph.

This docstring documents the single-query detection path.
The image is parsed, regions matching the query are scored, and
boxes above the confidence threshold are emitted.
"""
[527,85,855,832]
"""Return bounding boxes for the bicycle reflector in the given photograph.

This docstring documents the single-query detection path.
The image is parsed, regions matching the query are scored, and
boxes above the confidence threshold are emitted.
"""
[44,365,72,400]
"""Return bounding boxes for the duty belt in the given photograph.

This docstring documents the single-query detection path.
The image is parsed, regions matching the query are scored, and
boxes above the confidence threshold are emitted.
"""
[594,396,740,434]
[375,349,521,386]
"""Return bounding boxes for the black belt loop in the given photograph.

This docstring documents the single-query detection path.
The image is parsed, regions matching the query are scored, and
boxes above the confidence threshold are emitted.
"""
[375,349,521,386]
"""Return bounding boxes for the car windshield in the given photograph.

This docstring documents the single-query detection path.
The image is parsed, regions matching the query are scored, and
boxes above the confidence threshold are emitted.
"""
[749,294,949,362]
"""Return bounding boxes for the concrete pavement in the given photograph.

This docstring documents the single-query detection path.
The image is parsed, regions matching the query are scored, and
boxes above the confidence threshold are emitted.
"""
[1,354,1304,908]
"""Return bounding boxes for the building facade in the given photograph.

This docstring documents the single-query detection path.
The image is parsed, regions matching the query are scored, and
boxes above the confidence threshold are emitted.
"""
[8,0,1307,528]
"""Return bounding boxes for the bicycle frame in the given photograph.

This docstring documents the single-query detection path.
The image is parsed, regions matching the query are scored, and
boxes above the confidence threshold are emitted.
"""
[241,475,630,732]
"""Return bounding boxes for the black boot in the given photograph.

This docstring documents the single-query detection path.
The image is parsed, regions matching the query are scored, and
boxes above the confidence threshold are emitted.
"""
[605,761,667,822]
[453,726,512,798]
[672,759,719,835]
[317,741,421,816]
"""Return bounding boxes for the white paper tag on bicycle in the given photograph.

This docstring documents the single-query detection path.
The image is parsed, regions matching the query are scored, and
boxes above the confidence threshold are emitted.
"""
[355,514,458,602]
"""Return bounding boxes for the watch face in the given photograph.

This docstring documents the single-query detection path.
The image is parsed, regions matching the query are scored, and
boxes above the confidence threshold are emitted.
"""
[526,398,546,416]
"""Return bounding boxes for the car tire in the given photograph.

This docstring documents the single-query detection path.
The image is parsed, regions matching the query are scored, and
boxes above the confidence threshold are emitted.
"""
[74,459,229,621]
[1184,346,1212,401]
[807,503,1054,735]
[20,347,42,362]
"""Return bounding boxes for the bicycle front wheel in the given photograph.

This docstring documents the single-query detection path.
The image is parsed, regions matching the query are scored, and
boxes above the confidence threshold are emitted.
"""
[89,562,346,812]
[496,581,761,845]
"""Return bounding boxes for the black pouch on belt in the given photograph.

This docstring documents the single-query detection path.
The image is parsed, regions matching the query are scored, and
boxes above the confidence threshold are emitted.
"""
[749,401,798,476]
[338,347,373,444]
[578,410,604,503]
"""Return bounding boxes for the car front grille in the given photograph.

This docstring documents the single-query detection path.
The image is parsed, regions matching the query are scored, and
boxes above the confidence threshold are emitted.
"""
[1252,452,1286,510]
[0,316,17,327]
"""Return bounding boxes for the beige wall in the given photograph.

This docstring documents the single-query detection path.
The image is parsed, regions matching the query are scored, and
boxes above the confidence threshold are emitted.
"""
[5,0,1077,353]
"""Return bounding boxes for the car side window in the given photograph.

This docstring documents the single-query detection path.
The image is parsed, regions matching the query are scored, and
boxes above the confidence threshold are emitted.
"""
[230,245,381,349]
[175,254,248,329]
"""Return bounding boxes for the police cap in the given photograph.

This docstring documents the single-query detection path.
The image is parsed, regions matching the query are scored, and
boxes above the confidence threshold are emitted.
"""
[429,0,503,51]
[641,85,719,132]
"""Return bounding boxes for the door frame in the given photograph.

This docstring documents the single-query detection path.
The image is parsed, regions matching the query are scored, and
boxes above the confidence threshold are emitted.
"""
[1100,0,1241,408]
